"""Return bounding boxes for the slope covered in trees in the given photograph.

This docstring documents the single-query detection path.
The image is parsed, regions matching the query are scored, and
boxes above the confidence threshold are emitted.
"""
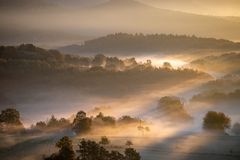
[191,89,240,104]
[0,44,211,104]
[189,53,240,74]
[58,33,240,55]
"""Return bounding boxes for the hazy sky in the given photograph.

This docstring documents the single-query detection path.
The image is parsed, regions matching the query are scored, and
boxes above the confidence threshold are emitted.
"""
[0,0,240,47]
[0,0,240,16]
[142,0,240,16]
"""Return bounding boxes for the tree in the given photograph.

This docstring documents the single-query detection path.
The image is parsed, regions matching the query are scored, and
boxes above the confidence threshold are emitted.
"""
[109,151,125,160]
[125,140,133,148]
[163,62,173,69]
[94,112,116,127]
[56,136,75,160]
[125,148,141,160]
[92,54,106,67]
[34,116,70,131]
[35,121,47,130]
[0,108,23,125]
[0,108,24,132]
[47,115,59,128]
[45,137,142,160]
[118,116,139,124]
[44,136,75,160]
[158,96,192,122]
[72,111,92,134]
[77,138,109,160]
[99,136,110,145]
[203,111,231,132]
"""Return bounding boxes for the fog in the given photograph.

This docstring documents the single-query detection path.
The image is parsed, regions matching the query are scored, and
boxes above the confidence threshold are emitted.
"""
[0,1,240,160]
[1,0,240,47]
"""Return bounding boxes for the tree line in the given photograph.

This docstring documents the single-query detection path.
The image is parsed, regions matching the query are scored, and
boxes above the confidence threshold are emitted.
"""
[64,33,240,54]
[44,136,141,160]
[1,107,240,135]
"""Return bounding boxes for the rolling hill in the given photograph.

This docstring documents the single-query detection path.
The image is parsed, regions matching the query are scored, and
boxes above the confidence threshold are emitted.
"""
[58,33,240,55]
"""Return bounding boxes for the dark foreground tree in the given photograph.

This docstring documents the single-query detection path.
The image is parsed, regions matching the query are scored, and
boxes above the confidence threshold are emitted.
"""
[77,138,141,160]
[44,136,75,160]
[125,148,141,160]
[77,138,109,160]
[203,111,231,132]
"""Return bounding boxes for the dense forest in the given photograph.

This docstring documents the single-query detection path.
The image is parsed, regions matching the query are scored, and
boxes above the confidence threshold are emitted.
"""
[0,44,211,106]
[59,33,240,55]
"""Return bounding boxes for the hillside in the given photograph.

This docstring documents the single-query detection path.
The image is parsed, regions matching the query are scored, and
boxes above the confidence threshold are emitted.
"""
[0,44,211,104]
[58,33,240,55]
[189,53,240,74]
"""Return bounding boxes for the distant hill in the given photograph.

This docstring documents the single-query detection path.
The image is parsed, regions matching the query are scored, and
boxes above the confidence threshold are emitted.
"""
[0,0,103,10]
[191,89,240,104]
[1,0,240,46]
[58,33,240,55]
[189,53,240,74]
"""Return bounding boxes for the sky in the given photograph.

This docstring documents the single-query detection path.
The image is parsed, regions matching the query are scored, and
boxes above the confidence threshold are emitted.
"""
[0,0,240,47]
[141,0,240,16]
[1,0,240,16]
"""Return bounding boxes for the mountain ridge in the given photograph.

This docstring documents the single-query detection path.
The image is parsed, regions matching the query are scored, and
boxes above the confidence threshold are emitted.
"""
[58,33,240,56]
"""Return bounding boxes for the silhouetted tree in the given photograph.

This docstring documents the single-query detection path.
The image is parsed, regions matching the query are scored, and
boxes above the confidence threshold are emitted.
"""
[44,136,75,160]
[203,111,231,132]
[94,112,116,126]
[125,140,133,148]
[35,121,47,130]
[72,111,92,134]
[33,116,70,131]
[45,137,141,160]
[0,108,24,132]
[0,108,23,125]
[118,116,139,124]
[99,136,110,145]
[125,148,141,160]
[163,62,173,69]
[47,115,59,128]
[158,96,192,122]
[92,54,106,67]
[109,151,125,160]
[77,138,109,160]
[56,136,75,160]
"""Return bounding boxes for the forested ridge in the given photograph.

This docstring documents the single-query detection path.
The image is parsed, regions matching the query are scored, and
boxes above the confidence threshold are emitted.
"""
[59,33,240,54]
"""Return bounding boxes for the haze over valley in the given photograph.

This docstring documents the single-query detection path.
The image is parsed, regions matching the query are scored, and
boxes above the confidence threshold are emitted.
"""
[0,1,240,160]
